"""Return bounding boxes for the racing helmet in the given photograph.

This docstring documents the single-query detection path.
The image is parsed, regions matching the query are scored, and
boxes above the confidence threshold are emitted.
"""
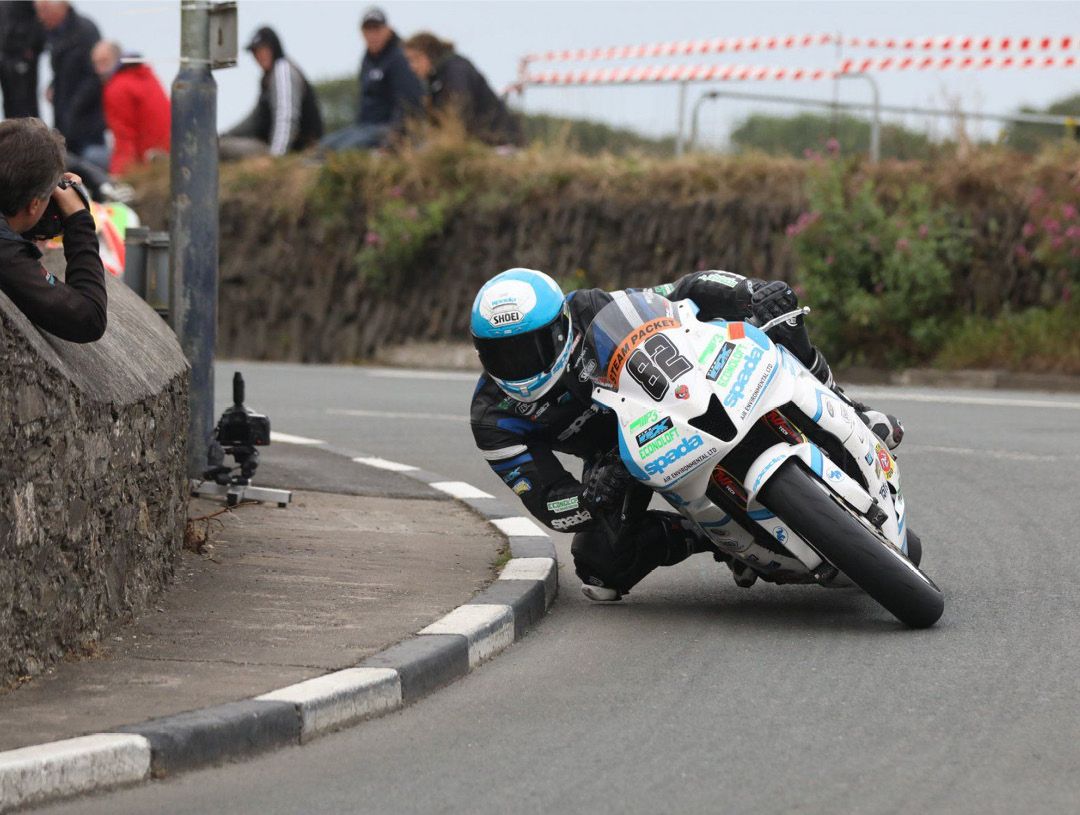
[470,268,573,403]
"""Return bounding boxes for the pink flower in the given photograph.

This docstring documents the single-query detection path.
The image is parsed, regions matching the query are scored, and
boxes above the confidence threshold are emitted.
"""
[1015,244,1030,259]
[918,224,929,239]
[1064,204,1078,220]
[1029,187,1046,205]
[1067,225,1080,239]
[1043,218,1061,235]
[825,137,840,156]
[895,237,910,252]
[1022,222,1037,238]
[364,230,382,246]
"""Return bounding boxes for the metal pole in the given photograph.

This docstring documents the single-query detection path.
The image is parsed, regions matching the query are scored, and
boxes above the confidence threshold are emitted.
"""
[171,0,219,478]
[675,80,688,156]
[837,72,881,161]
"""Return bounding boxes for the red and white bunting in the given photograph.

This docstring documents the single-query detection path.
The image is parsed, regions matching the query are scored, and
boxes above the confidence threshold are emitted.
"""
[520,55,1080,88]
[521,33,836,65]
[845,35,1079,52]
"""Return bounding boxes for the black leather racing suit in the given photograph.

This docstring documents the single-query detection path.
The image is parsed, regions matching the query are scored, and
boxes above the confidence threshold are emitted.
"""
[470,271,833,594]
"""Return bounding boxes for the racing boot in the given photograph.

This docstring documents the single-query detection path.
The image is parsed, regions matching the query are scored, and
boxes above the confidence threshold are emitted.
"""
[853,403,904,450]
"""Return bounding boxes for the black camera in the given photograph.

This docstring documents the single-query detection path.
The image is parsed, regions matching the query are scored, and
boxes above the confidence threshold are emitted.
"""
[204,372,271,486]
[20,177,92,242]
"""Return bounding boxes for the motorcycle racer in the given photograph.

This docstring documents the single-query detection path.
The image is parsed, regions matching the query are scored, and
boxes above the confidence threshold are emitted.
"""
[470,268,902,600]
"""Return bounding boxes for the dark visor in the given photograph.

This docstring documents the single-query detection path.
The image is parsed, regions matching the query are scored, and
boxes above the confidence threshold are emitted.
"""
[475,311,569,382]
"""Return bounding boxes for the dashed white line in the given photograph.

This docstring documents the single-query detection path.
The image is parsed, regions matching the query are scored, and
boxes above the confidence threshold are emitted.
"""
[431,481,494,499]
[361,367,479,382]
[270,432,327,445]
[328,409,465,422]
[851,389,1080,411]
[352,457,418,472]
[906,444,1065,462]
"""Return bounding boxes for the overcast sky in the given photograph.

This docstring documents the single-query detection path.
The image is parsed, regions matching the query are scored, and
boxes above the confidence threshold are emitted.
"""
[38,1,1080,147]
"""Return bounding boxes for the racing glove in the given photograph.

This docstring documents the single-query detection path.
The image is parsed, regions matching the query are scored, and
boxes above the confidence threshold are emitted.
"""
[750,281,814,366]
[581,452,634,513]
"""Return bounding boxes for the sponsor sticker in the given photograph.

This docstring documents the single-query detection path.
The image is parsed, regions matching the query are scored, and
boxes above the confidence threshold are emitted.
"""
[723,346,766,408]
[714,346,746,388]
[705,342,737,381]
[629,409,660,432]
[501,467,522,484]
[697,334,723,365]
[635,416,674,446]
[876,444,895,479]
[479,280,538,330]
[710,467,748,507]
[700,272,739,288]
[773,526,788,543]
[675,384,690,400]
[546,496,579,513]
[827,468,843,482]
[512,478,532,495]
[644,434,704,476]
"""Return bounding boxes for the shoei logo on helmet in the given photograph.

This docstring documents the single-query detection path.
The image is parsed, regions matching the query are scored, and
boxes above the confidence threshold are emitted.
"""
[479,281,537,331]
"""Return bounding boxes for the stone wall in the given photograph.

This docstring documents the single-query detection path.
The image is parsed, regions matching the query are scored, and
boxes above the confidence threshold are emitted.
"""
[1,272,189,684]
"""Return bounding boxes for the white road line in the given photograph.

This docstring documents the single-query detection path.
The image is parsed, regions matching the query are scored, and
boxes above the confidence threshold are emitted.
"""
[270,432,327,445]
[361,367,479,382]
[352,457,418,472]
[850,389,1080,411]
[431,481,494,499]
[906,444,1065,462]
[327,409,466,422]
[492,516,549,537]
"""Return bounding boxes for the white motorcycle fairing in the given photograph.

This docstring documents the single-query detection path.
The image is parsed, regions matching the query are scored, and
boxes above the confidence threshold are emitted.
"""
[589,295,908,586]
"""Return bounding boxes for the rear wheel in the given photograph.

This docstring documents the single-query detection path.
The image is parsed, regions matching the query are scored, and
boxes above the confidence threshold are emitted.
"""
[759,461,944,628]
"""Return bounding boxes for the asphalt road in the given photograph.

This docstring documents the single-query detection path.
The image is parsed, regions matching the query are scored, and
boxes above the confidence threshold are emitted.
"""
[44,363,1080,814]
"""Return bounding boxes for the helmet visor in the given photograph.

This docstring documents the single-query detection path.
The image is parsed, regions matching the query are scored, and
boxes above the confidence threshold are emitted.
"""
[475,311,570,383]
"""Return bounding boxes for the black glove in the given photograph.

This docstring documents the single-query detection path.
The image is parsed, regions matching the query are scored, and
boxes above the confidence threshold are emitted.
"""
[750,281,814,365]
[581,453,633,512]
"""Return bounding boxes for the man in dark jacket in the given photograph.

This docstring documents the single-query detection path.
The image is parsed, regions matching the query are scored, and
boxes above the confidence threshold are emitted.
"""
[320,7,423,151]
[403,32,522,146]
[0,117,107,343]
[0,1,45,118]
[34,1,107,170]
[220,26,323,160]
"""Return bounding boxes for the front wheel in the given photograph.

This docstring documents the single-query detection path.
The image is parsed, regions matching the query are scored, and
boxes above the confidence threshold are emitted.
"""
[759,461,944,628]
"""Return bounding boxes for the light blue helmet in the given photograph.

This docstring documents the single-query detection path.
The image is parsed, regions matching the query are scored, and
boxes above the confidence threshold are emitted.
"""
[471,268,573,403]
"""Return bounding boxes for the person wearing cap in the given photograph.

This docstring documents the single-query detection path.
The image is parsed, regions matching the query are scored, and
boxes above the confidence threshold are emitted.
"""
[220,26,323,160]
[403,32,522,146]
[319,6,423,151]
[90,40,170,175]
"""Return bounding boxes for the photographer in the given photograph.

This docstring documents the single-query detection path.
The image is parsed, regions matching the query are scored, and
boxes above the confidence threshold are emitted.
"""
[0,117,107,343]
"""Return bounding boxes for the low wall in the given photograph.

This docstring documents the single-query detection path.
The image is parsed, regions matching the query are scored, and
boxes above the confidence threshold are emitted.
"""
[1,270,189,684]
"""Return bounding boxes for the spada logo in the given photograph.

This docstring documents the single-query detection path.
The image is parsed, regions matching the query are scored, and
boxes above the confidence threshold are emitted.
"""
[644,434,704,476]
[723,346,766,408]
[551,509,592,530]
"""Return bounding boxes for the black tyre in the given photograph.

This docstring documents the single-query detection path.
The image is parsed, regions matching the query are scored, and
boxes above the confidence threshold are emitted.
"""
[906,529,923,567]
[759,461,944,628]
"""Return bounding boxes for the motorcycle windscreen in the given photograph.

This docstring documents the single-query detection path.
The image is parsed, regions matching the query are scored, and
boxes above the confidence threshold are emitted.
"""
[583,290,679,388]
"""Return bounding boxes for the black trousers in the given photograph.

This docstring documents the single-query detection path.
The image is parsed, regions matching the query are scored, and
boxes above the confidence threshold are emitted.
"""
[0,57,39,119]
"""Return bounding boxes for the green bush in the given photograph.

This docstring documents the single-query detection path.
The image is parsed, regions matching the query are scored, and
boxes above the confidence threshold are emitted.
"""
[791,158,970,367]
[934,302,1080,374]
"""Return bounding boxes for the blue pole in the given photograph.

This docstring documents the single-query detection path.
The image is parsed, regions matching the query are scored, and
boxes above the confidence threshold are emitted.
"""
[170,0,218,478]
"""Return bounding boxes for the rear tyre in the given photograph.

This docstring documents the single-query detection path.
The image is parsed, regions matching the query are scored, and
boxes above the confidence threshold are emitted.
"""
[759,461,944,628]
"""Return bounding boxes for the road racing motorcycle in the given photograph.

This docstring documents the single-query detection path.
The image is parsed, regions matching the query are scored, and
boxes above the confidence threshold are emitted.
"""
[583,290,944,628]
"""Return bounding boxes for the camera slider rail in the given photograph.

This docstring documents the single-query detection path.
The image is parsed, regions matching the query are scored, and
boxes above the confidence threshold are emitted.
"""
[190,479,292,508]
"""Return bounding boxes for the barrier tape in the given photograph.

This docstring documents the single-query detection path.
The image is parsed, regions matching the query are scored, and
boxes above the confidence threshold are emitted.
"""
[521,55,1080,87]
[522,34,1080,66]
[846,35,1079,52]
[522,34,836,65]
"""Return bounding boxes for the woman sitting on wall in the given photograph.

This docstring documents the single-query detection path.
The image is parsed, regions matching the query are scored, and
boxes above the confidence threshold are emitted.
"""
[402,32,523,147]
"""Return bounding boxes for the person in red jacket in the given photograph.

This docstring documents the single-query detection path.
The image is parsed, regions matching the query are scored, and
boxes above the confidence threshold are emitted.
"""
[90,40,170,175]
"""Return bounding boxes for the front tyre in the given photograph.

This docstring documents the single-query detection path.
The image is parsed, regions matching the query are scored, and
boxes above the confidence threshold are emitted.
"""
[759,461,944,628]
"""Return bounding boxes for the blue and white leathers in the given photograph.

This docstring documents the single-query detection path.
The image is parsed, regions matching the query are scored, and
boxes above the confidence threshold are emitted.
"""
[471,268,574,403]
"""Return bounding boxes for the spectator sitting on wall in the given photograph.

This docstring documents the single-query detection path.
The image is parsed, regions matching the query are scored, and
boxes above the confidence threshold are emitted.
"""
[403,32,523,147]
[319,6,423,152]
[90,40,170,176]
[34,1,108,171]
[0,117,106,343]
[220,26,323,161]
[0,0,46,119]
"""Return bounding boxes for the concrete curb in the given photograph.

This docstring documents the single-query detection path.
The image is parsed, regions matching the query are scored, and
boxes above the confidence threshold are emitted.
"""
[0,446,558,812]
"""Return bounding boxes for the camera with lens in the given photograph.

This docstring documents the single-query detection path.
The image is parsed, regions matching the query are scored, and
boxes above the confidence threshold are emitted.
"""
[20,177,92,242]
[204,372,272,486]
